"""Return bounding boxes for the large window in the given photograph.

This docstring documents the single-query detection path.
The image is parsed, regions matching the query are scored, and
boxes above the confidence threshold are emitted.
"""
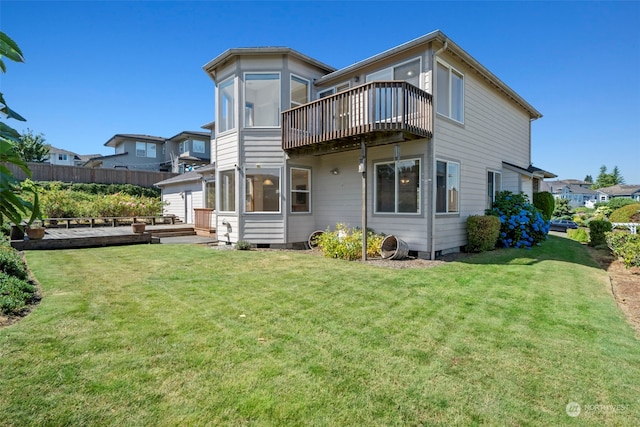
[136,142,156,158]
[220,169,236,212]
[245,168,280,213]
[436,160,460,213]
[290,168,310,213]
[375,158,421,214]
[366,58,421,87]
[218,78,235,133]
[245,73,280,127]
[290,75,309,108]
[205,180,216,210]
[487,170,502,208]
[436,60,464,122]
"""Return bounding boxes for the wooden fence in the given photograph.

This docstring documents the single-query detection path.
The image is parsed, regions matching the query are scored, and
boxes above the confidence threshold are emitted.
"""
[4,162,177,188]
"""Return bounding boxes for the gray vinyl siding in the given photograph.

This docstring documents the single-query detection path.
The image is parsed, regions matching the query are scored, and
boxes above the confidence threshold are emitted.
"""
[105,140,163,171]
[433,51,534,254]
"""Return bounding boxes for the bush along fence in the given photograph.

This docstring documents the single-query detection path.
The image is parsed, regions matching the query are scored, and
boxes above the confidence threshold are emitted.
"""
[606,231,640,269]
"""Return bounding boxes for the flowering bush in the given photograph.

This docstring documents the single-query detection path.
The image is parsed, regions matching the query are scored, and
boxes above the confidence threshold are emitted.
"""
[606,231,640,268]
[317,223,385,260]
[487,191,549,249]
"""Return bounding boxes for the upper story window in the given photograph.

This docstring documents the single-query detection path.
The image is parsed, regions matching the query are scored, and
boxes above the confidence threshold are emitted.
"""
[318,82,350,99]
[436,160,460,214]
[366,58,421,87]
[58,154,68,161]
[218,77,235,133]
[290,75,309,108]
[245,73,280,127]
[375,158,421,214]
[436,60,464,123]
[192,140,205,153]
[136,142,156,158]
[180,139,206,154]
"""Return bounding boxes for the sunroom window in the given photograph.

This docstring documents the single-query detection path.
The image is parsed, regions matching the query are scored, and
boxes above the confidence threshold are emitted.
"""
[220,169,236,212]
[245,168,280,213]
[290,75,309,108]
[245,73,280,127]
[218,78,235,133]
[375,158,420,214]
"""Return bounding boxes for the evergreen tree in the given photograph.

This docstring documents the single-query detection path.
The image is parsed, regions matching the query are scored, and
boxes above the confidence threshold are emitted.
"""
[584,174,593,183]
[610,166,625,185]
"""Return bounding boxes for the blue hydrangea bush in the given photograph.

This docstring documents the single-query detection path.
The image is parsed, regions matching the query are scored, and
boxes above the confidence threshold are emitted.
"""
[487,191,550,249]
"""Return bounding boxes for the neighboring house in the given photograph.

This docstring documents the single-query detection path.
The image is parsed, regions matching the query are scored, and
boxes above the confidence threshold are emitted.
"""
[45,146,83,166]
[166,30,551,258]
[162,130,212,173]
[85,130,212,172]
[155,164,216,223]
[596,184,640,203]
[543,179,598,208]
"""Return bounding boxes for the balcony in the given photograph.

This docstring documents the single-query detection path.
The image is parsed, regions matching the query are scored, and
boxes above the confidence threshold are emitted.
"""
[282,81,433,156]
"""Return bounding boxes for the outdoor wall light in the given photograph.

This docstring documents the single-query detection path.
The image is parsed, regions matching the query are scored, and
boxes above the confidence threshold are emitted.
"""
[330,168,340,175]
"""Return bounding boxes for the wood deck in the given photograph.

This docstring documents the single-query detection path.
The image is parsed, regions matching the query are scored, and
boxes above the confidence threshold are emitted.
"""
[9,224,200,250]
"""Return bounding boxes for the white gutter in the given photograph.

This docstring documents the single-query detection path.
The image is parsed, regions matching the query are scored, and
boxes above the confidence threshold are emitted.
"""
[430,39,448,260]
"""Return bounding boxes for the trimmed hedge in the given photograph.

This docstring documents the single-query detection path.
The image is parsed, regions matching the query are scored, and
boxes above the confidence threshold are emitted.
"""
[466,215,500,252]
[533,191,555,221]
[588,219,613,247]
[609,203,640,223]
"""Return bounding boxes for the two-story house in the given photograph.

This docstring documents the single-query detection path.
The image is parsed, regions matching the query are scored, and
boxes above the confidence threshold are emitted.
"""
[85,131,211,172]
[197,30,549,258]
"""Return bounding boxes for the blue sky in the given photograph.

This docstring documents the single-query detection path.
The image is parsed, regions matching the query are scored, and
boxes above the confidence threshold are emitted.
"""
[1,1,639,183]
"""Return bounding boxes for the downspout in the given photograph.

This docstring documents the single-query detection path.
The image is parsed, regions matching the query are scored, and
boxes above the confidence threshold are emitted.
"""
[429,39,448,260]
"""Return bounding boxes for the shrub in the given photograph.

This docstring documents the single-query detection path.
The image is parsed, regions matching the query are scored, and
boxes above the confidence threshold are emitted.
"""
[609,203,640,223]
[606,231,640,269]
[0,272,37,315]
[487,191,549,249]
[0,245,28,280]
[597,198,638,211]
[235,240,252,250]
[552,198,573,218]
[532,192,554,221]
[567,228,589,244]
[317,223,385,260]
[588,219,612,247]
[466,215,500,252]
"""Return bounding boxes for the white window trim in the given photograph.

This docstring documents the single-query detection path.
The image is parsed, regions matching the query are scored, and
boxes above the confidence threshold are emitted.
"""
[217,76,236,135]
[373,157,422,215]
[487,170,502,208]
[290,167,311,214]
[218,169,236,213]
[290,74,310,108]
[136,142,156,158]
[243,72,281,129]
[436,159,461,215]
[317,82,350,100]
[365,57,422,88]
[243,166,282,214]
[435,58,464,123]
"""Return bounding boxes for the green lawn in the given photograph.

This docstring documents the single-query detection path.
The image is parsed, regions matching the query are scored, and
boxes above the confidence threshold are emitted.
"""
[1,236,638,426]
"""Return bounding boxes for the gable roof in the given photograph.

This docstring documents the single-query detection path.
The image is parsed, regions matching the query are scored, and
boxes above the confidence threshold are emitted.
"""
[167,131,210,142]
[596,184,640,196]
[104,134,165,148]
[318,30,542,120]
[202,47,336,79]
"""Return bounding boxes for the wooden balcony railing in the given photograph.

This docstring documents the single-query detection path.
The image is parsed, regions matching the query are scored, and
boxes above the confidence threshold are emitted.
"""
[282,81,432,154]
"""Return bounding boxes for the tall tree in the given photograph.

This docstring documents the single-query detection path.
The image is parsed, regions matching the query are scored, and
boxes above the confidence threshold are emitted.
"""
[592,165,625,189]
[584,174,593,183]
[610,166,625,185]
[16,129,49,162]
[0,31,39,227]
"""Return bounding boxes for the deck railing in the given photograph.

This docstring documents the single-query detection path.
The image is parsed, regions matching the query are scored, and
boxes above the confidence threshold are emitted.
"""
[282,81,433,151]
